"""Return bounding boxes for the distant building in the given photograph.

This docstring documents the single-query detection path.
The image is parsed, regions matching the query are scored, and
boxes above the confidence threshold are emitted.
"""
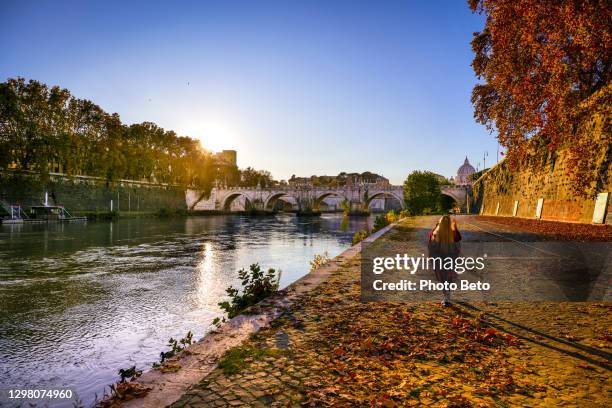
[212,150,238,187]
[287,176,311,187]
[288,171,389,188]
[214,150,237,167]
[451,157,476,185]
[345,172,390,187]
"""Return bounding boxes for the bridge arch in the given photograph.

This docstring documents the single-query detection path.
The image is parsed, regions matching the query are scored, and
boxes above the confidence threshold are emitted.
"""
[365,191,405,209]
[439,186,468,212]
[263,193,298,211]
[440,191,461,203]
[314,191,349,211]
[222,192,253,212]
[439,187,466,203]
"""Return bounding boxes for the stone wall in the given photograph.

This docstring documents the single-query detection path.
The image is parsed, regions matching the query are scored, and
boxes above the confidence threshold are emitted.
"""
[469,114,611,224]
[0,171,186,214]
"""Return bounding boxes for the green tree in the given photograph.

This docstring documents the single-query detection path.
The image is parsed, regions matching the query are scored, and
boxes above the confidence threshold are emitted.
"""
[403,171,443,215]
[0,77,275,192]
[240,167,274,187]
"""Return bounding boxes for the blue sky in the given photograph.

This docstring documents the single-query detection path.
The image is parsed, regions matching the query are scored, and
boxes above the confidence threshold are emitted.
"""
[1,0,500,184]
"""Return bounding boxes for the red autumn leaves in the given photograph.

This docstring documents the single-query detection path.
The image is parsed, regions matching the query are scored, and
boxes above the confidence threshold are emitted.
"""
[469,0,610,193]
[477,215,612,241]
[301,302,522,406]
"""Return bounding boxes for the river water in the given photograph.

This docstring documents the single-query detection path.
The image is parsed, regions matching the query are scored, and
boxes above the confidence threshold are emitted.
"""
[0,213,373,406]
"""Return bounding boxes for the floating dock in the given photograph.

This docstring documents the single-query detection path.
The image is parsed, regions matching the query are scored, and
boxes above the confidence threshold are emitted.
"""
[0,203,87,225]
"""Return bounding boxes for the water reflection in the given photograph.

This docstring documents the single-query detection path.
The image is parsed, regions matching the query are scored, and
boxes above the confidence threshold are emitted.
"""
[0,214,373,407]
[195,242,226,309]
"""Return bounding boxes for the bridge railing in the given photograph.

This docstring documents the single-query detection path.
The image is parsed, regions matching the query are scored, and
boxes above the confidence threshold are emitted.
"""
[217,185,404,192]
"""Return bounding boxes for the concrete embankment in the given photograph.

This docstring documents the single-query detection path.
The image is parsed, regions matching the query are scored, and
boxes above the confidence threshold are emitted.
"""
[0,171,186,216]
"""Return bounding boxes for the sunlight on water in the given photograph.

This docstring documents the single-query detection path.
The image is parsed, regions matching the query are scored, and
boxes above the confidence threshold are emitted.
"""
[0,214,373,407]
[195,242,226,309]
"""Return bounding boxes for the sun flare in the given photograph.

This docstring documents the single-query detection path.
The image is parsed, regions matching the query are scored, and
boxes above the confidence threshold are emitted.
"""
[180,118,240,152]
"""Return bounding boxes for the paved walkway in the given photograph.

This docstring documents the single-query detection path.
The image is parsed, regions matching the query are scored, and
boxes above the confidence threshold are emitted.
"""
[170,216,610,407]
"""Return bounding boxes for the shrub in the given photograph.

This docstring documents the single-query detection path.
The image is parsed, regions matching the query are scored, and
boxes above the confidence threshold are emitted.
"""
[352,229,370,244]
[218,264,281,319]
[385,209,399,223]
[373,210,401,232]
[310,252,331,272]
[118,366,142,383]
[152,331,193,368]
[373,214,390,232]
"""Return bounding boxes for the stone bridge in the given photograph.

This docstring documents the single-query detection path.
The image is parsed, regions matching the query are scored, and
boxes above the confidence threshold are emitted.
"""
[440,185,470,211]
[186,185,405,213]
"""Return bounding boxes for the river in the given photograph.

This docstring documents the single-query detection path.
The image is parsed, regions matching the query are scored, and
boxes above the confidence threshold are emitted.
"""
[0,213,373,407]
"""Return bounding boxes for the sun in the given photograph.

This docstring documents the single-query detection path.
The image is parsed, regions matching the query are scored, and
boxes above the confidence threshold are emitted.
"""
[179,117,240,152]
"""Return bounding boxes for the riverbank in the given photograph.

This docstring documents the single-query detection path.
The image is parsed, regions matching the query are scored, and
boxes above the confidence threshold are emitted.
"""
[107,219,395,407]
[147,215,610,408]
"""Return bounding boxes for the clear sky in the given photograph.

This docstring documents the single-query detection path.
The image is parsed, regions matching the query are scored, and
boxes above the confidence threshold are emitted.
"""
[1,0,501,184]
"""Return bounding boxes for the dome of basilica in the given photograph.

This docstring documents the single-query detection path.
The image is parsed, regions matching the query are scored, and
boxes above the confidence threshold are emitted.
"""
[458,157,475,176]
[454,157,475,185]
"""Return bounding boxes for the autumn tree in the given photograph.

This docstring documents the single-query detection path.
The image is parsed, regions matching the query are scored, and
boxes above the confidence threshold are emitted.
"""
[469,0,611,187]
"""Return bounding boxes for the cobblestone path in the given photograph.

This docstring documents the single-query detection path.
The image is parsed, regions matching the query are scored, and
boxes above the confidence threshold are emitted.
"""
[171,216,611,407]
